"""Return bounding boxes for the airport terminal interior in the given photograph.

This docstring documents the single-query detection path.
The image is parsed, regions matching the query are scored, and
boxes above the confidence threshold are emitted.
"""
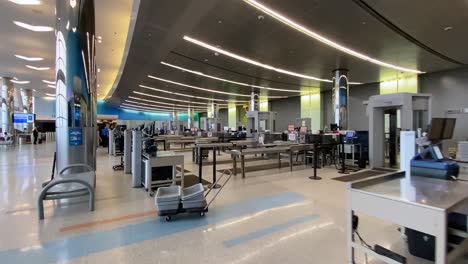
[1,0,468,263]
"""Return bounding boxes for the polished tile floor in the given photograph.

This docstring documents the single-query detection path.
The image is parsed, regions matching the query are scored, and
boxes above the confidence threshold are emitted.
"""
[0,142,467,263]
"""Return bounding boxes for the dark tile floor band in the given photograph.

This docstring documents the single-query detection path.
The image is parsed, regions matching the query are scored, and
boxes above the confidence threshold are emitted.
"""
[332,170,386,182]
[175,174,211,187]
[372,167,398,172]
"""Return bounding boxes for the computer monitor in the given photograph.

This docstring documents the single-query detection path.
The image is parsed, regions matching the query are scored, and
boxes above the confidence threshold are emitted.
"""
[428,118,444,141]
[432,145,444,160]
[346,131,355,138]
[12,113,35,124]
[299,126,307,133]
[330,123,338,132]
[428,118,456,141]
[442,118,456,140]
[288,133,297,141]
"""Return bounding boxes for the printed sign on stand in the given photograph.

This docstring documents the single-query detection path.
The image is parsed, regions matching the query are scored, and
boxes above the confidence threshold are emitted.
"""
[69,128,83,146]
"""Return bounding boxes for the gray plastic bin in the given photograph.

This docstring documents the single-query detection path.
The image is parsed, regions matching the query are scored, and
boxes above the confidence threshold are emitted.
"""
[182,199,207,209]
[155,185,181,203]
[181,183,204,201]
[156,201,180,212]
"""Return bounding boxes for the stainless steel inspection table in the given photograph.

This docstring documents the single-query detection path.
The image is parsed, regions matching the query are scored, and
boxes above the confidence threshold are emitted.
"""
[230,146,291,178]
[165,139,196,150]
[195,142,234,186]
[347,171,468,264]
[142,151,184,194]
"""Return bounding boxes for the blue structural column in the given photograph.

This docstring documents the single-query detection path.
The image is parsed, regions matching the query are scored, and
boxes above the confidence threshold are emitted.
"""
[55,0,97,171]
[332,69,349,130]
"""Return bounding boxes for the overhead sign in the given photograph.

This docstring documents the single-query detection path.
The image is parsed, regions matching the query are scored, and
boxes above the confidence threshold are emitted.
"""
[12,113,35,124]
[69,128,83,146]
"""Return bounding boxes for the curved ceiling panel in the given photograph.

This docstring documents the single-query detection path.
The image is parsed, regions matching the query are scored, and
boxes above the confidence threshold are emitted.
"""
[111,0,466,108]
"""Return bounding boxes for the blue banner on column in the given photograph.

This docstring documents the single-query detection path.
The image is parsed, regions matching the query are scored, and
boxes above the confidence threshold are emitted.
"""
[69,128,83,146]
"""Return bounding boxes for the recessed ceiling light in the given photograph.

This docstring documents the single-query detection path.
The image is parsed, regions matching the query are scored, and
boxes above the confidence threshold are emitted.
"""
[97,68,101,73]
[444,26,454,31]
[45,93,55,97]
[32,89,36,91]
[13,21,53,32]
[8,0,41,5]
[11,80,30,84]
[97,84,100,87]
[147,75,287,99]
[26,65,50,71]
[242,0,424,74]
[15,55,44,61]
[42,80,55,84]
[161,61,304,93]
[47,85,56,88]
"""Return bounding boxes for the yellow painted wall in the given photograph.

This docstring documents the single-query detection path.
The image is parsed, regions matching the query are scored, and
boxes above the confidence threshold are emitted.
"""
[380,76,418,94]
[300,89,321,130]
[228,103,236,128]
[259,98,269,111]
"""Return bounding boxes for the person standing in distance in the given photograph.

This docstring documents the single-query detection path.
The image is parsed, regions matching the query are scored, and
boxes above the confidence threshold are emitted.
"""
[33,126,39,145]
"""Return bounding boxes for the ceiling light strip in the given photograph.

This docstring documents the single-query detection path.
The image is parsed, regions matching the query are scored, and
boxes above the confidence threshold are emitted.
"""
[11,80,30,84]
[13,21,53,32]
[184,36,336,83]
[42,80,55,84]
[242,0,424,74]
[140,84,225,101]
[161,61,303,93]
[120,106,173,114]
[135,89,251,104]
[26,65,50,71]
[127,97,207,109]
[124,101,198,111]
[132,92,211,106]
[148,75,286,99]
[15,55,43,61]
[8,0,41,5]
[121,103,186,112]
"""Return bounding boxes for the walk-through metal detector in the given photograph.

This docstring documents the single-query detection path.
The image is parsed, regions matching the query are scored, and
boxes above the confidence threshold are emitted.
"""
[366,93,431,168]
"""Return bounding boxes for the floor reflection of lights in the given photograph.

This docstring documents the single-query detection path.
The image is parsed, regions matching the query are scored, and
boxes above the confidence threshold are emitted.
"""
[231,221,334,264]
[202,201,311,233]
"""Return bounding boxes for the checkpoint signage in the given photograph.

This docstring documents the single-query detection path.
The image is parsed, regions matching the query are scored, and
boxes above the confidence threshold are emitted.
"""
[69,128,83,146]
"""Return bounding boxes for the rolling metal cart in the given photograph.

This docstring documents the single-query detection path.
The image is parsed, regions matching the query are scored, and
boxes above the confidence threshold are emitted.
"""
[156,168,233,221]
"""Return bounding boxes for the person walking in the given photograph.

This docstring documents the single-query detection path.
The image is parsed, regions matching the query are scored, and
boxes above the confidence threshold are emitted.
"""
[33,126,38,144]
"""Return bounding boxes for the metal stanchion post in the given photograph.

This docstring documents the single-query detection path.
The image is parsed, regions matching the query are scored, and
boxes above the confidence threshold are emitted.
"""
[209,146,221,189]
[309,143,322,180]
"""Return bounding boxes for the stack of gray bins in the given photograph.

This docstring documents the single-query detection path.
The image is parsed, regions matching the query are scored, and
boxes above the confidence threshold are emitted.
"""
[181,183,207,210]
[155,185,181,215]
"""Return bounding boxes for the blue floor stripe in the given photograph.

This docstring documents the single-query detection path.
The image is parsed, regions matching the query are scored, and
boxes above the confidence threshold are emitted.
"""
[0,192,304,263]
[223,213,319,248]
